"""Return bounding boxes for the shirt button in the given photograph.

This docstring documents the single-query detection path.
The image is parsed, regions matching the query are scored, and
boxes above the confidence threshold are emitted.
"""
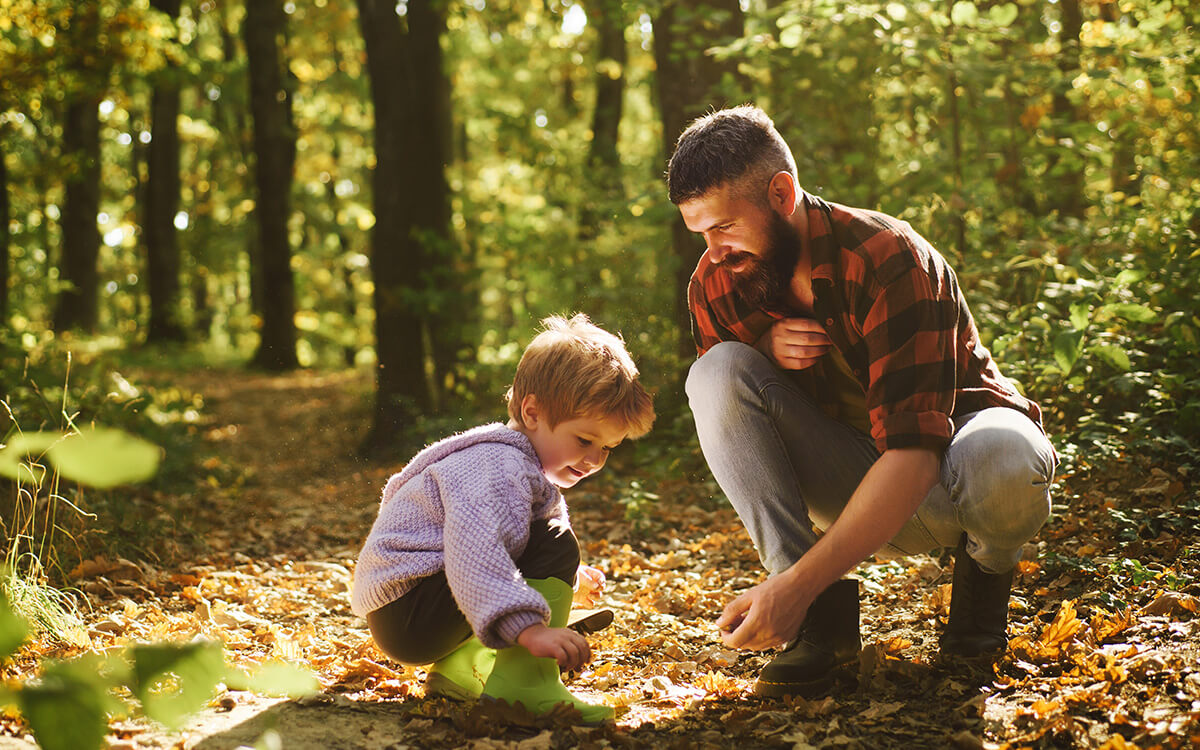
[825,318,834,327]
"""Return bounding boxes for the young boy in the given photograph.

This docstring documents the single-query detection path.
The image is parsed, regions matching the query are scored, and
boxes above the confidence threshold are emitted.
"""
[351,314,655,723]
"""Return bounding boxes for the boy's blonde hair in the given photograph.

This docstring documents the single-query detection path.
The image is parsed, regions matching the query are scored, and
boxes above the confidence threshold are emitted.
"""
[506,314,655,438]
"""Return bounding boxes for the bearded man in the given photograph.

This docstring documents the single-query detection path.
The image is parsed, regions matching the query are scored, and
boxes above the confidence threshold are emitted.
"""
[669,105,1058,697]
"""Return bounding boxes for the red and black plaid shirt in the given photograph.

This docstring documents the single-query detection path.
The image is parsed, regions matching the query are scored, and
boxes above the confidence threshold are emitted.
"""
[688,191,1046,454]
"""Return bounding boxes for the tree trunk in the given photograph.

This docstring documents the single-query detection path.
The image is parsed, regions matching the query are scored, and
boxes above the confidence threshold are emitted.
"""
[145,0,186,342]
[1050,0,1085,218]
[356,0,437,450]
[652,0,744,360]
[243,0,298,370]
[580,0,627,240]
[0,139,9,327]
[54,94,102,333]
[406,0,463,397]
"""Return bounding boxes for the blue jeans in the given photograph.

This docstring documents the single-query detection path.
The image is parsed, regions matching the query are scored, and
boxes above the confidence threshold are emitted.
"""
[686,342,1057,576]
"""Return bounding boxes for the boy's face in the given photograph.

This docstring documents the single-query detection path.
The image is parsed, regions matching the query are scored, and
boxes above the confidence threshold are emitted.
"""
[522,403,628,488]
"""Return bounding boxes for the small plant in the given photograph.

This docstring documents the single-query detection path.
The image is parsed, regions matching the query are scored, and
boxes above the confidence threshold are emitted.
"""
[619,479,661,533]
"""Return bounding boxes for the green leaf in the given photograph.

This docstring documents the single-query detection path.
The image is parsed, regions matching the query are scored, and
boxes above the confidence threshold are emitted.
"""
[17,658,119,750]
[988,3,1018,26]
[1069,302,1091,331]
[129,641,225,730]
[1093,343,1132,371]
[951,1,978,26]
[225,661,320,698]
[0,432,59,483]
[778,24,803,49]
[1053,330,1084,373]
[1097,303,1158,324]
[46,427,161,489]
[0,590,30,660]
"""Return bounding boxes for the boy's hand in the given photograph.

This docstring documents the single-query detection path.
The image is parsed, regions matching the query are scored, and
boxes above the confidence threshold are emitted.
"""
[516,624,592,672]
[573,564,606,607]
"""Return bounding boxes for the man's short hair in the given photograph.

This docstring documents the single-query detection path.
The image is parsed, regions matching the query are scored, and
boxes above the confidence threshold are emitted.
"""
[506,314,655,438]
[666,104,798,205]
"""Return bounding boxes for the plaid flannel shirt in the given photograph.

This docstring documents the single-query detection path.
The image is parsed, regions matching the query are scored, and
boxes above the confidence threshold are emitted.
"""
[688,191,1046,454]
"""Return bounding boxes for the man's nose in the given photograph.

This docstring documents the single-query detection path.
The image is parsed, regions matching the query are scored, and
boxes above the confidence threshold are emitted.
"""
[705,237,728,263]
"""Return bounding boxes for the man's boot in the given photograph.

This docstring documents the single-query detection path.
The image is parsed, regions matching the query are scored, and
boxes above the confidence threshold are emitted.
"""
[481,577,613,724]
[940,533,1013,657]
[753,578,861,698]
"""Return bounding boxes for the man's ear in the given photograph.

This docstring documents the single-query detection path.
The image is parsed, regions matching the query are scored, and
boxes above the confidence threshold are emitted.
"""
[767,171,799,217]
[520,394,541,429]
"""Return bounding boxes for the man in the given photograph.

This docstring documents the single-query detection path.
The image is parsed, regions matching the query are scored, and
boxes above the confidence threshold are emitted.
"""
[669,105,1058,697]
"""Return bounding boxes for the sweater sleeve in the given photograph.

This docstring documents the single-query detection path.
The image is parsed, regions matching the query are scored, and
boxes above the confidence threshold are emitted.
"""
[432,448,552,648]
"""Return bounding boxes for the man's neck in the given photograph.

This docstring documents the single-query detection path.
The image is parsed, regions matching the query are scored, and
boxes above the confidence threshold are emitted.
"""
[783,208,814,314]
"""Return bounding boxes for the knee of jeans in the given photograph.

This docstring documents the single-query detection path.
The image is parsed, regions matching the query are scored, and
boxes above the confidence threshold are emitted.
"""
[961,461,1052,551]
[685,342,757,406]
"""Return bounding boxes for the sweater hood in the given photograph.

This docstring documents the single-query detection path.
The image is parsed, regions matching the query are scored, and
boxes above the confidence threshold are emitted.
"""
[380,423,537,503]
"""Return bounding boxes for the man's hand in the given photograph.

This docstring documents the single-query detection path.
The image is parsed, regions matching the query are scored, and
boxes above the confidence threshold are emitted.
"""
[516,623,592,671]
[714,570,814,650]
[756,318,832,370]
[573,564,606,607]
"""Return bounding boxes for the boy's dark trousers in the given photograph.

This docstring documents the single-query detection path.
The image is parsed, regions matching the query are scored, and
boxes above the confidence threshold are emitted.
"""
[366,518,580,665]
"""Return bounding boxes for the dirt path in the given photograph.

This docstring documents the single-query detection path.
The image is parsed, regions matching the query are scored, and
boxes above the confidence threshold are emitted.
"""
[4,367,1199,749]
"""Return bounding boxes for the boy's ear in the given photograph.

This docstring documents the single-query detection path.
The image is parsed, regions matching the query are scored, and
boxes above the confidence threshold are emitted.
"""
[520,394,541,429]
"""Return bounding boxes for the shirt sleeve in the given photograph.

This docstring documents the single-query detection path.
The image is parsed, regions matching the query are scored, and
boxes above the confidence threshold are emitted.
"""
[858,232,957,453]
[433,450,551,648]
[688,275,726,356]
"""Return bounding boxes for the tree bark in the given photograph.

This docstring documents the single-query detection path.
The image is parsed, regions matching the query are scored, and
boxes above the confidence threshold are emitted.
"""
[145,0,186,342]
[0,139,9,327]
[1050,0,1085,218]
[652,0,744,360]
[580,0,627,240]
[356,0,438,450]
[243,0,299,370]
[54,94,103,333]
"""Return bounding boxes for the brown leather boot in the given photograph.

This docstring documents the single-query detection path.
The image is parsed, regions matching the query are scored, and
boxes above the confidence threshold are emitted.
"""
[940,533,1013,657]
[753,578,861,698]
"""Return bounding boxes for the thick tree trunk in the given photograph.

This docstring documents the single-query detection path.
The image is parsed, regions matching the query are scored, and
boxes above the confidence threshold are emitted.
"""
[652,0,744,360]
[580,0,627,240]
[244,0,298,370]
[54,94,102,333]
[145,0,186,342]
[356,0,437,450]
[1050,0,1085,218]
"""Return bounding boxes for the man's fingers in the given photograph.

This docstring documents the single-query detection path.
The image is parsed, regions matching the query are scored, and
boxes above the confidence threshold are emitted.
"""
[779,318,828,334]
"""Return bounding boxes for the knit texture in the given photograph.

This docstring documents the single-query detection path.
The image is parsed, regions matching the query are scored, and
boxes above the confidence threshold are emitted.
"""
[350,423,569,648]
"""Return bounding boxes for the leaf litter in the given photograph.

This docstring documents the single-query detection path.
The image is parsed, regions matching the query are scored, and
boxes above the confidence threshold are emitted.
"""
[1,369,1197,749]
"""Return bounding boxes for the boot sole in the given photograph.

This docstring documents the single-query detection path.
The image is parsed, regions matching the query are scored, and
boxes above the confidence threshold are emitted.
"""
[753,663,857,699]
[478,695,613,726]
[425,672,482,701]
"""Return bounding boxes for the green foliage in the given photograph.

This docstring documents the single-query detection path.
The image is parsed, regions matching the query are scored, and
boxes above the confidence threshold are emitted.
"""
[0,427,160,488]
[0,594,317,750]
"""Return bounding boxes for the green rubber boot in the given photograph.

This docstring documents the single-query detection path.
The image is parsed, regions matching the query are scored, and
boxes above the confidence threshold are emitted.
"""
[426,637,496,700]
[481,577,613,724]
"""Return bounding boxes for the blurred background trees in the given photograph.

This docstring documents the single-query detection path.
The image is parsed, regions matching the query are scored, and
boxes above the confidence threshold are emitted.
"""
[0,0,1197,462]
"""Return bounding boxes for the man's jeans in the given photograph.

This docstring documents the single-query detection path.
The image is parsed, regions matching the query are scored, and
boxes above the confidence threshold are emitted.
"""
[686,342,1057,576]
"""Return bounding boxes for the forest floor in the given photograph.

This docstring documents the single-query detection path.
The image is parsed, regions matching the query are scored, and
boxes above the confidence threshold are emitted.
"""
[2,367,1199,749]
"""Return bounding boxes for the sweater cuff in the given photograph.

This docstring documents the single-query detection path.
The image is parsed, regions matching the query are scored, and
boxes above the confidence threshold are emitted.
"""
[491,609,547,647]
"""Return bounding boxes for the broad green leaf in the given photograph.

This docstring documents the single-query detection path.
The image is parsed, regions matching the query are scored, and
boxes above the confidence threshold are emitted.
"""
[778,24,803,49]
[225,661,320,698]
[1053,330,1084,373]
[17,658,119,750]
[46,427,160,489]
[1097,303,1157,324]
[1113,269,1147,287]
[1093,343,1132,371]
[0,590,30,660]
[951,1,978,26]
[1069,302,1091,331]
[129,641,225,729]
[0,432,58,483]
[988,2,1018,26]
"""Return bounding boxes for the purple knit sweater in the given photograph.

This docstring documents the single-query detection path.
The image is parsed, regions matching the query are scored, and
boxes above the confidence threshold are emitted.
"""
[350,423,568,648]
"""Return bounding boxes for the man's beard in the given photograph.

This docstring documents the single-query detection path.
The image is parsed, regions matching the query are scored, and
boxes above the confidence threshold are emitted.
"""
[725,212,803,311]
